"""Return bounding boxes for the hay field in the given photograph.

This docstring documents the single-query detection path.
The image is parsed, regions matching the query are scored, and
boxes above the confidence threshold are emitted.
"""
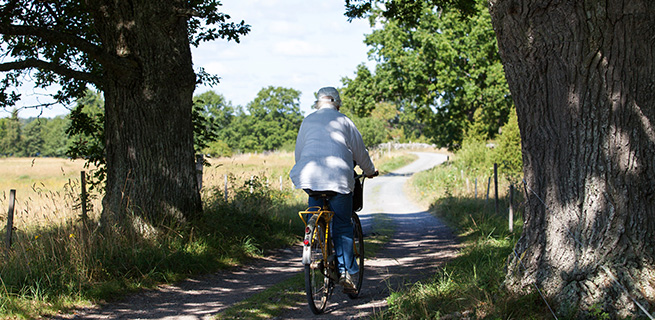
[201,151,296,192]
[0,157,100,230]
[0,149,402,230]
[0,153,300,230]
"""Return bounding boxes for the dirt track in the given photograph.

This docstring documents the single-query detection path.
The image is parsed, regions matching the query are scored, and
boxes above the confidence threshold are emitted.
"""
[53,152,459,320]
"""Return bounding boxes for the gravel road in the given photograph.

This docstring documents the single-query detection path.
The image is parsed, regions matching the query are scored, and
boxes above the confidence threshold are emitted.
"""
[54,152,459,320]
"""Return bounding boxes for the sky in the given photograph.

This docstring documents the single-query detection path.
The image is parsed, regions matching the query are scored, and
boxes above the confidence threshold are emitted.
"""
[3,0,375,118]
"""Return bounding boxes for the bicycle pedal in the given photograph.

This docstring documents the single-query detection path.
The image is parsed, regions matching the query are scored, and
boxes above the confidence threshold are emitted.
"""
[310,260,323,269]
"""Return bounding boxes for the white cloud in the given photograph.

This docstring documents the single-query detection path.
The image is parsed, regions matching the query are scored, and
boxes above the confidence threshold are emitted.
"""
[273,39,327,57]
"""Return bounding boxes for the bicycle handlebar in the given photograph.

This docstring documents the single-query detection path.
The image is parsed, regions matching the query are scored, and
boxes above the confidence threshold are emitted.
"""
[354,170,379,180]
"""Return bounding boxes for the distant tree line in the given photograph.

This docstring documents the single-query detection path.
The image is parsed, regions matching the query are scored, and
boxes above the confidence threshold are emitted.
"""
[0,111,70,157]
[0,86,304,159]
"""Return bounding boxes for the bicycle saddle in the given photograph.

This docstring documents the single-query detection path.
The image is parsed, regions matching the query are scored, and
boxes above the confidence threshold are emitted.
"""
[304,189,338,199]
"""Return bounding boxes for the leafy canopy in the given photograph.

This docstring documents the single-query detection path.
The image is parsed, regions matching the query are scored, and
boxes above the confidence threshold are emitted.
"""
[341,0,512,148]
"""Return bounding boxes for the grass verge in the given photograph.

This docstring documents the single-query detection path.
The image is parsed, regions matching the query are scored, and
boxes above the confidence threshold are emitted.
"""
[371,163,557,319]
[377,152,418,174]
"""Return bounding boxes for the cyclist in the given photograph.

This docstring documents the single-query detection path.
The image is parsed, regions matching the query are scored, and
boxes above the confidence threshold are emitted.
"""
[290,86,378,292]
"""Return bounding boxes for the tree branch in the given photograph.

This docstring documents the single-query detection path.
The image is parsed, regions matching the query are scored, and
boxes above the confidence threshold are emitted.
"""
[0,59,102,85]
[0,23,137,74]
[0,24,101,56]
[175,7,202,17]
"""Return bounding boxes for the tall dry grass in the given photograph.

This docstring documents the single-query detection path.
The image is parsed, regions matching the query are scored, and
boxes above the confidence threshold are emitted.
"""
[0,157,102,230]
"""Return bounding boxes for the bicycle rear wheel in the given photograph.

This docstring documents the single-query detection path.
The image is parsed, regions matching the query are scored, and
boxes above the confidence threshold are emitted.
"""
[348,213,365,299]
[304,219,331,314]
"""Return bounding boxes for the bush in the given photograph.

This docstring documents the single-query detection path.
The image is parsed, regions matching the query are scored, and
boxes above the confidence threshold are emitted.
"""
[203,139,233,157]
[493,108,522,183]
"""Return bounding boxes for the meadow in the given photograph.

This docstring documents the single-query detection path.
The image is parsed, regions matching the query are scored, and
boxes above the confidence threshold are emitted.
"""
[0,158,100,229]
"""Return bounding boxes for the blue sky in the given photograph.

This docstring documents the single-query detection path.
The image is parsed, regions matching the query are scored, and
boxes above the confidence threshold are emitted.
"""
[3,0,374,118]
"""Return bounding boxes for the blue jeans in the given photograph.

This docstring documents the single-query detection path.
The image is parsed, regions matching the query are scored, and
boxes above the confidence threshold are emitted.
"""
[308,193,359,275]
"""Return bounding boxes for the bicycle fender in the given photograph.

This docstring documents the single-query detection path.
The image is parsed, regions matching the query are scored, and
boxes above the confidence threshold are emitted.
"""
[302,215,318,265]
[302,244,312,265]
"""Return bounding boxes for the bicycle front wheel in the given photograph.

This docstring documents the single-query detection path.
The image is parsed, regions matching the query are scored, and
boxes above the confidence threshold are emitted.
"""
[348,213,365,299]
[304,219,331,314]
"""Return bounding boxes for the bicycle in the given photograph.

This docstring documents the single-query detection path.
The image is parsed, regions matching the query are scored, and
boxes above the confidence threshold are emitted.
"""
[298,173,368,314]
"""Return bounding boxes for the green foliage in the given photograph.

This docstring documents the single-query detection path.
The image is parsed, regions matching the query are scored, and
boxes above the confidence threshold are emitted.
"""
[222,86,304,153]
[447,109,522,184]
[0,110,22,156]
[66,90,106,188]
[193,90,235,153]
[341,0,513,148]
[40,116,70,157]
[344,0,478,22]
[352,116,388,147]
[463,108,487,143]
[455,139,494,178]
[21,119,45,156]
[492,108,522,183]
[203,139,233,157]
[0,112,71,157]
[340,64,378,118]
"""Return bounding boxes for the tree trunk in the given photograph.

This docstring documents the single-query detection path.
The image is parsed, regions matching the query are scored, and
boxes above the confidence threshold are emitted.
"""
[89,0,202,228]
[489,0,655,317]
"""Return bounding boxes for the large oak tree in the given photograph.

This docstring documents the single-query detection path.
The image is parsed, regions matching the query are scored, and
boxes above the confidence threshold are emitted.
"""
[490,1,655,317]
[346,0,655,317]
[0,1,249,226]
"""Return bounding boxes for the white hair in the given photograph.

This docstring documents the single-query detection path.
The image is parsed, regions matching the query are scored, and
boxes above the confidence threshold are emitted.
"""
[313,96,340,109]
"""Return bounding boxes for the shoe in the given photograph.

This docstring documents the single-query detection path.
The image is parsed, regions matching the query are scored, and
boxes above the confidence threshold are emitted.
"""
[339,272,357,292]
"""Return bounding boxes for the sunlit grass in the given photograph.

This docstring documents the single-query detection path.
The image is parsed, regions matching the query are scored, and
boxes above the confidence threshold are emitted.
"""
[373,160,558,319]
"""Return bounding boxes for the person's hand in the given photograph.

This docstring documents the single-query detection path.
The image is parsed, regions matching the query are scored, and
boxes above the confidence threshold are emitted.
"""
[366,170,379,178]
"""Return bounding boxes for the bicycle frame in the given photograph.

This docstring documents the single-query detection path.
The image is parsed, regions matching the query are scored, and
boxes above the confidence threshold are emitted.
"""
[299,172,371,314]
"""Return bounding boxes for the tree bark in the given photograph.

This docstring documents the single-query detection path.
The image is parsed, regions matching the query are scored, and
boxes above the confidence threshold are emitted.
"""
[489,0,655,317]
[88,0,202,227]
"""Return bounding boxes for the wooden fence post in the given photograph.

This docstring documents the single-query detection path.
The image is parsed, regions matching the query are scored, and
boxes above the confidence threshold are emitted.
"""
[474,178,478,198]
[224,174,228,201]
[466,178,470,194]
[80,171,88,222]
[5,189,16,252]
[486,177,491,202]
[196,154,204,191]
[509,184,514,232]
[494,163,499,215]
